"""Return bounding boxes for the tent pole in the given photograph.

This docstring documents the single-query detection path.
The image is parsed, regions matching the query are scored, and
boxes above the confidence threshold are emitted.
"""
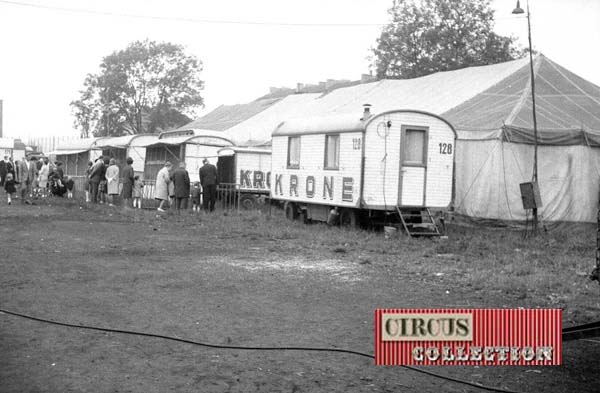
[526,1,539,234]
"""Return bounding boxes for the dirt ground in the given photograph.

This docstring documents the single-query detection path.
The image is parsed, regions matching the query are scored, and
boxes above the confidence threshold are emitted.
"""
[0,196,599,393]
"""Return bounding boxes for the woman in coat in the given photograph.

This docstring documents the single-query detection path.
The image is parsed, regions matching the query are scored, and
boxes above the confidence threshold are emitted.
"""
[121,157,135,208]
[154,161,172,212]
[38,158,50,197]
[105,158,120,206]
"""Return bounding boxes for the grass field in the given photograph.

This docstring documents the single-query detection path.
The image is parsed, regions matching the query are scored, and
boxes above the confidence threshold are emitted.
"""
[0,197,599,392]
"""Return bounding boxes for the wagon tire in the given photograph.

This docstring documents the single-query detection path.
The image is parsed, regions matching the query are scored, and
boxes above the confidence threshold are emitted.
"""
[284,201,299,220]
[339,208,357,227]
[240,194,257,210]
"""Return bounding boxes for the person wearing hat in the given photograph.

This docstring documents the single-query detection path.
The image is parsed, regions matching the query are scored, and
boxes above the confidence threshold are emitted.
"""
[199,157,218,212]
[170,161,190,213]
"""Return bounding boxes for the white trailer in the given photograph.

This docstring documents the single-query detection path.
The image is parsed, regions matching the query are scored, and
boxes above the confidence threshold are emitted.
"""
[143,129,233,182]
[270,107,456,235]
[217,146,271,209]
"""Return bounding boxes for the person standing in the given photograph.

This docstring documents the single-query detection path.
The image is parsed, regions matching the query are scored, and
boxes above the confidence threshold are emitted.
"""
[29,157,39,197]
[170,162,190,213]
[16,157,37,203]
[199,158,218,212]
[98,158,109,204]
[190,182,201,213]
[54,161,64,182]
[121,157,135,208]
[88,156,104,203]
[0,155,7,187]
[4,173,16,204]
[7,157,15,179]
[105,158,120,206]
[132,176,144,209]
[84,161,93,202]
[38,158,50,198]
[155,161,172,212]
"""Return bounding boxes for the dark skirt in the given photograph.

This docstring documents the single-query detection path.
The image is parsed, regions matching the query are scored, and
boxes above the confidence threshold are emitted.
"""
[122,182,133,199]
[4,181,16,194]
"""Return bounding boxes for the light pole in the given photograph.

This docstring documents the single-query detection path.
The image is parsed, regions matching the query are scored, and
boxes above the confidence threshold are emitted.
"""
[513,0,539,233]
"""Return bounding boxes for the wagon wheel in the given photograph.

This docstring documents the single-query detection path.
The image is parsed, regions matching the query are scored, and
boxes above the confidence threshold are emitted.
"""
[284,201,299,220]
[339,208,357,227]
[240,194,257,210]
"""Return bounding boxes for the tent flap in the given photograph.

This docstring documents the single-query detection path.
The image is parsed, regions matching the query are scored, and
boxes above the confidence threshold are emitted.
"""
[502,126,600,147]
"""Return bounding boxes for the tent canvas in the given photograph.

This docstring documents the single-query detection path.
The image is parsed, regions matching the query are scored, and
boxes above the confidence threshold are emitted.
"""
[194,55,600,223]
[444,55,600,224]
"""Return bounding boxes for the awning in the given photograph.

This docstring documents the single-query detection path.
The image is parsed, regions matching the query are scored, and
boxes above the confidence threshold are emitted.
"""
[47,149,90,155]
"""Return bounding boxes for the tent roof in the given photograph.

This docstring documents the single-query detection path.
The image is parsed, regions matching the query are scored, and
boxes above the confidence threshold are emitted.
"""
[224,93,322,145]
[224,58,530,145]
[443,55,600,140]
[177,98,282,132]
[221,55,600,146]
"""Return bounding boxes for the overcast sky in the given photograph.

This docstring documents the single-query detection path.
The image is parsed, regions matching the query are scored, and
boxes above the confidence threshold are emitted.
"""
[0,0,599,140]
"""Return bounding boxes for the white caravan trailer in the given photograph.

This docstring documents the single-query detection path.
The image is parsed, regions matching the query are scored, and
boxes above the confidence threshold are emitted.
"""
[143,129,233,182]
[270,107,456,235]
[217,146,271,209]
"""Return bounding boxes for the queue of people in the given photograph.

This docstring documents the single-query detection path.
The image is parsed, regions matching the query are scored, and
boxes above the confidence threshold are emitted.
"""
[0,155,74,205]
[87,155,135,207]
[1,154,221,212]
[154,158,218,214]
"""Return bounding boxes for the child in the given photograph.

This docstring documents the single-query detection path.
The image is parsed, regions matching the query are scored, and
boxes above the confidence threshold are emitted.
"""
[98,179,107,204]
[191,182,201,212]
[132,176,144,209]
[65,176,75,199]
[4,173,16,205]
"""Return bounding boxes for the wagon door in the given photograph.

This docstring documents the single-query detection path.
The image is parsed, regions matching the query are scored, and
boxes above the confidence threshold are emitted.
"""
[399,126,428,206]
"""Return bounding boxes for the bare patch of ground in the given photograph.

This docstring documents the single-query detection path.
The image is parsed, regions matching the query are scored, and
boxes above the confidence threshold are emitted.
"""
[0,196,598,392]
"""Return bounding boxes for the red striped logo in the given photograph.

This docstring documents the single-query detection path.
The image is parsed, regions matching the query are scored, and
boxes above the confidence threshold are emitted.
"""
[375,309,562,366]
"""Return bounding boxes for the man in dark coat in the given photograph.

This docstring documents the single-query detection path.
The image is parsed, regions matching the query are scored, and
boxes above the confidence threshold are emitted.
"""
[199,158,218,212]
[170,161,190,213]
[121,157,135,208]
[88,156,105,203]
[0,155,7,187]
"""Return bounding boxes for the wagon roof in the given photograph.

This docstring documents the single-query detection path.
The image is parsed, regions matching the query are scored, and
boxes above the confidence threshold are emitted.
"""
[217,146,271,156]
[273,109,456,137]
[91,134,159,149]
[273,113,366,136]
[47,137,100,155]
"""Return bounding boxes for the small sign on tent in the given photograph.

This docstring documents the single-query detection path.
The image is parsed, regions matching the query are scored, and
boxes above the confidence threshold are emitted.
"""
[519,182,542,210]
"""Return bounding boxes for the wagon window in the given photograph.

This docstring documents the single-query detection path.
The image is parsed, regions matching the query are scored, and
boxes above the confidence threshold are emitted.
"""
[403,129,427,165]
[324,134,340,170]
[287,136,300,169]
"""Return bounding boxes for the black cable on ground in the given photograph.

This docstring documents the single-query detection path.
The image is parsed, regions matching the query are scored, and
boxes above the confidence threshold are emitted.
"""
[0,308,520,393]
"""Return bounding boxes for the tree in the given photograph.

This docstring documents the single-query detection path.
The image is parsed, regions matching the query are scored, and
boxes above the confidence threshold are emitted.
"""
[71,40,204,137]
[372,0,524,79]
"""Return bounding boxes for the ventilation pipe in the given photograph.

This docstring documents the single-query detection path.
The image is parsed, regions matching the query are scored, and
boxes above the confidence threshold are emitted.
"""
[361,104,372,121]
